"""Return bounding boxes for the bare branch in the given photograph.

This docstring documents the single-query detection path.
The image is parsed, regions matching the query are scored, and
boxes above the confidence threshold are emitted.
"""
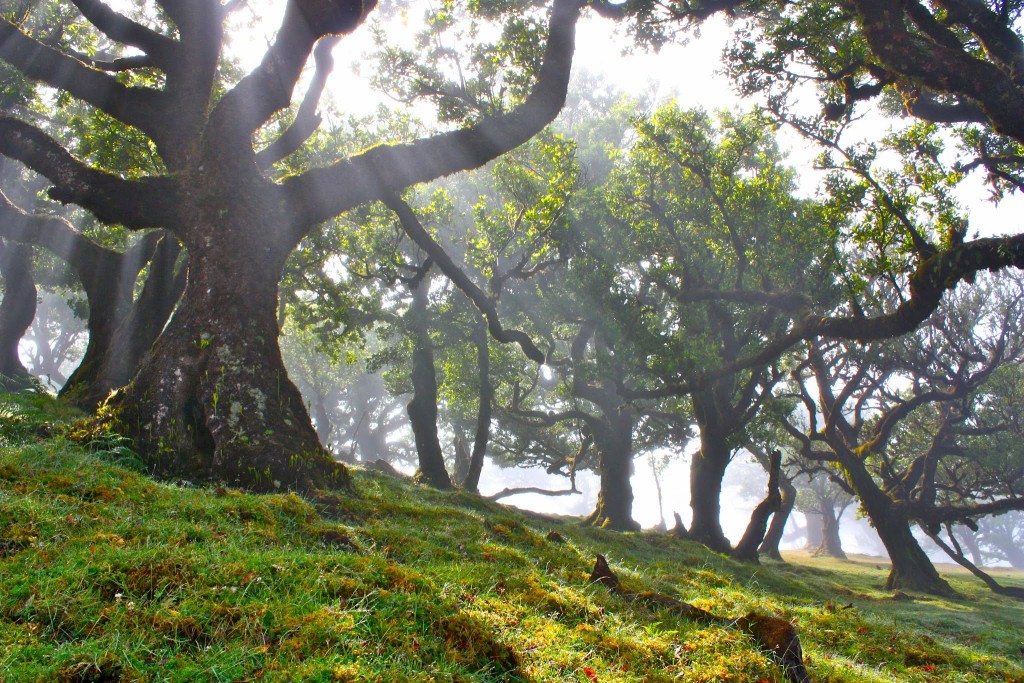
[485,485,580,501]
[283,0,583,232]
[0,116,177,230]
[256,35,341,170]
[0,20,162,134]
[69,0,177,66]
[384,194,546,363]
[208,0,375,152]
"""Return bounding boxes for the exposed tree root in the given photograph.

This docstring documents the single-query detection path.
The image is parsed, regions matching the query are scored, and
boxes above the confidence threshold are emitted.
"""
[588,554,813,683]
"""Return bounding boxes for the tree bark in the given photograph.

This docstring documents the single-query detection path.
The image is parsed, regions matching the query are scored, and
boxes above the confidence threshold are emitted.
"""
[586,408,640,531]
[105,194,346,491]
[59,238,153,406]
[688,412,734,552]
[0,238,35,389]
[759,473,796,560]
[844,461,953,594]
[734,450,782,563]
[813,503,847,559]
[462,312,492,493]
[405,274,452,489]
[83,233,184,406]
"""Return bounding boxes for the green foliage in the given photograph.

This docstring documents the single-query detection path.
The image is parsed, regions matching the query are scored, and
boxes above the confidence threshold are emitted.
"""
[0,416,1021,682]
[372,0,553,124]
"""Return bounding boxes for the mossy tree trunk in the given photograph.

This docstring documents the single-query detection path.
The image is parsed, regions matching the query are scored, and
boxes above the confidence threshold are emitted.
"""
[759,474,796,560]
[733,450,782,562]
[586,405,640,531]
[462,312,492,493]
[840,453,953,594]
[59,235,156,407]
[406,272,452,489]
[109,176,344,492]
[689,392,735,552]
[85,234,185,407]
[0,238,35,389]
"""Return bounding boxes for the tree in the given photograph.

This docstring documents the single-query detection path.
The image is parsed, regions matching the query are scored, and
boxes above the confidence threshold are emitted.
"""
[972,512,1024,569]
[783,275,1024,594]
[602,105,840,550]
[0,0,584,489]
[0,237,35,389]
[799,473,853,560]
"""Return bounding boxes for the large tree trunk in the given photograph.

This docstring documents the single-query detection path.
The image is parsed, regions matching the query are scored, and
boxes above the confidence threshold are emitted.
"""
[842,460,953,594]
[688,420,734,553]
[82,234,185,406]
[406,275,452,489]
[60,236,157,408]
[0,238,35,389]
[105,214,345,492]
[586,408,639,531]
[813,503,847,559]
[462,312,491,493]
[876,514,953,594]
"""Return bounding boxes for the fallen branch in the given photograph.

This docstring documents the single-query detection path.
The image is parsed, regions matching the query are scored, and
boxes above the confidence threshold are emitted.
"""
[588,555,812,683]
[485,486,581,502]
[923,525,1024,601]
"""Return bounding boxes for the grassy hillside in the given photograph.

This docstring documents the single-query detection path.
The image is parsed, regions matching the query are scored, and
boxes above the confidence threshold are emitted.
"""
[1,395,1022,682]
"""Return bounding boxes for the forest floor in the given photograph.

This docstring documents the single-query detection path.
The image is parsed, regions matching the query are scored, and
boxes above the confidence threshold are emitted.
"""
[1,393,1022,682]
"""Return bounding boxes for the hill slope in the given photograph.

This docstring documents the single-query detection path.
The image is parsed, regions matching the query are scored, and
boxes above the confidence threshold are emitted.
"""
[1,398,1022,682]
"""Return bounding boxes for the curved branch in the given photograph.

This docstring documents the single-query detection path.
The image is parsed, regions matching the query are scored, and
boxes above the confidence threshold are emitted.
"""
[0,188,111,266]
[383,194,546,363]
[0,116,177,230]
[849,0,1024,142]
[505,405,604,433]
[903,496,1024,525]
[83,53,157,72]
[934,0,1024,74]
[922,524,1024,600]
[256,35,341,170]
[283,0,583,233]
[0,20,162,134]
[485,485,580,501]
[209,0,374,153]
[621,233,1024,400]
[659,280,811,311]
[69,0,178,66]
[810,234,1024,340]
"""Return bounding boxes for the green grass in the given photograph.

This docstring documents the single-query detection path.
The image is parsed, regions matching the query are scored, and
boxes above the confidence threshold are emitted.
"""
[1,396,1022,682]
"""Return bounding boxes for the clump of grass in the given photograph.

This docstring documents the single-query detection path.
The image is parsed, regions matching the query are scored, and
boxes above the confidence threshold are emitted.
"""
[0,396,1022,682]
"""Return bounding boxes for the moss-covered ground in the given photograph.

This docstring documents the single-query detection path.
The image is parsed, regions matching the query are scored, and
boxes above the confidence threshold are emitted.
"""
[1,393,1022,682]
